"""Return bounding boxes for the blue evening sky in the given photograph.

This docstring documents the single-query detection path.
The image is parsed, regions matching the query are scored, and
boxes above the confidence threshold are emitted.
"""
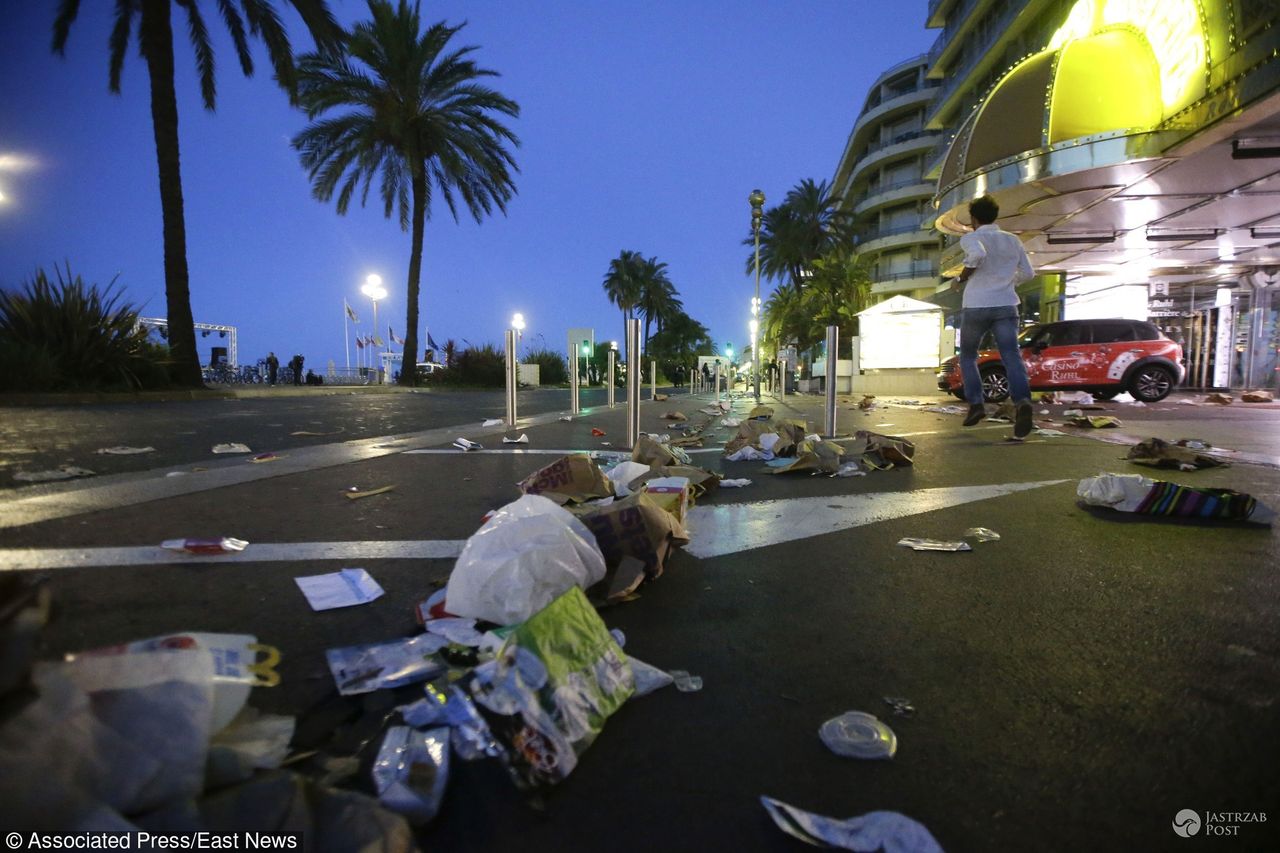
[0,1,934,371]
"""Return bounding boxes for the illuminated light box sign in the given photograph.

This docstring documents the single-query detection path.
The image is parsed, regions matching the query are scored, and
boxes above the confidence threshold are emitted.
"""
[858,296,943,370]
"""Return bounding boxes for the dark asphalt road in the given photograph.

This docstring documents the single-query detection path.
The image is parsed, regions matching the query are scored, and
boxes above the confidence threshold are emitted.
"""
[2,388,1278,851]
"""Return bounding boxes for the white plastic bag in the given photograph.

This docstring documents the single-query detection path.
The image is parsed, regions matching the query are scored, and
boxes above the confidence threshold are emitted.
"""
[1076,473,1155,512]
[603,460,652,497]
[445,494,607,625]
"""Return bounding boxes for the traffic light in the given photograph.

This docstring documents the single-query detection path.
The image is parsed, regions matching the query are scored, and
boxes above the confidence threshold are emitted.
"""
[581,340,590,357]
[725,343,733,358]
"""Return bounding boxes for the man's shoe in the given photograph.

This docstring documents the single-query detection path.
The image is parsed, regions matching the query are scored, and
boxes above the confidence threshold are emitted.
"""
[1014,401,1034,438]
[963,403,986,426]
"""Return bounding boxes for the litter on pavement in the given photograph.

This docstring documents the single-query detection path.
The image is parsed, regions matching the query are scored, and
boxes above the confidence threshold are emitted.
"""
[662,411,688,420]
[250,452,282,463]
[1204,393,1233,404]
[882,696,916,718]
[502,434,529,444]
[161,537,249,554]
[482,418,504,427]
[1077,474,1276,524]
[669,670,703,692]
[1066,415,1122,428]
[720,478,752,487]
[963,527,1001,541]
[13,465,96,483]
[897,537,972,552]
[326,634,449,695]
[95,445,156,455]
[212,443,252,454]
[1126,437,1227,471]
[591,427,607,436]
[345,484,397,500]
[819,711,897,759]
[453,437,483,451]
[760,797,943,853]
[372,726,450,824]
[1242,390,1274,402]
[294,568,385,611]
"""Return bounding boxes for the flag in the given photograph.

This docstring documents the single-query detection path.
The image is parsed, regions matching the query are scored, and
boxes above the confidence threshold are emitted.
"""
[355,337,365,350]
[373,335,385,347]
[427,332,440,351]
[390,326,405,346]
[345,300,358,323]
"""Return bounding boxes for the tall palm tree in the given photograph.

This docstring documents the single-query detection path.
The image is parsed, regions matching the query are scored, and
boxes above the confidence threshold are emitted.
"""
[745,178,853,293]
[636,256,681,352]
[53,0,341,387]
[602,249,645,351]
[292,0,520,386]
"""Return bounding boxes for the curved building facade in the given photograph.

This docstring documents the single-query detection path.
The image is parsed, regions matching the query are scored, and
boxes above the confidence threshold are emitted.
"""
[832,55,945,302]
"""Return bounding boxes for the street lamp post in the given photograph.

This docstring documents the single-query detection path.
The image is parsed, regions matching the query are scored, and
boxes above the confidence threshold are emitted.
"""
[361,274,387,382]
[506,313,524,427]
[749,189,765,401]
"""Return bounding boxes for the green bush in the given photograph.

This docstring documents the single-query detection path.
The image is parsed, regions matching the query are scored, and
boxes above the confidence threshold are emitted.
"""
[523,347,567,385]
[0,265,171,392]
[424,342,505,387]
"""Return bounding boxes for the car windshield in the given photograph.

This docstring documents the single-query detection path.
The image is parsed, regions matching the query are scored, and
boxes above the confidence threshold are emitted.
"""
[976,325,1041,350]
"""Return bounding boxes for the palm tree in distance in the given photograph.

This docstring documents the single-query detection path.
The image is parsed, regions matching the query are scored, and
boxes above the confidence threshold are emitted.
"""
[636,256,681,353]
[746,178,852,293]
[53,0,341,387]
[292,0,520,386]
[602,250,645,355]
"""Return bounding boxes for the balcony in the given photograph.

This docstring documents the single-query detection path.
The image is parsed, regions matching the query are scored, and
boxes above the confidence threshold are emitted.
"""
[856,224,940,254]
[848,131,941,187]
[926,0,1036,128]
[855,180,937,217]
[871,268,942,295]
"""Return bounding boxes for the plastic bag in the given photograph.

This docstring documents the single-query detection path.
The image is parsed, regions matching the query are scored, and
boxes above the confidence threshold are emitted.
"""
[325,634,448,695]
[445,494,607,625]
[372,726,450,824]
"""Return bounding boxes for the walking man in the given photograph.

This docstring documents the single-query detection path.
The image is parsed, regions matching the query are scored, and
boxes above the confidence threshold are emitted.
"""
[265,352,279,386]
[956,195,1035,438]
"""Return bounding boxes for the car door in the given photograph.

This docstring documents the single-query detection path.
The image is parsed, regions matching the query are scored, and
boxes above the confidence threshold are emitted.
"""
[1088,321,1140,383]
[1026,323,1090,387]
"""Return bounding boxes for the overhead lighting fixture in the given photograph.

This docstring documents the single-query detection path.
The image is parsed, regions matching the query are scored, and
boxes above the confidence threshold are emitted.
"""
[1232,138,1280,159]
[1249,226,1280,241]
[1145,227,1219,242]
[1045,231,1116,245]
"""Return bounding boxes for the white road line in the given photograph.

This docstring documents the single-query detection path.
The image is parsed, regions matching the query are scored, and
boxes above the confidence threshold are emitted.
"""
[402,447,722,456]
[684,480,1070,559]
[1,540,467,571]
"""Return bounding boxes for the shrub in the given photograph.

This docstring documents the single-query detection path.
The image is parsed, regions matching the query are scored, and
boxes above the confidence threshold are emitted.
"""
[523,347,568,385]
[0,265,171,392]
[424,342,505,387]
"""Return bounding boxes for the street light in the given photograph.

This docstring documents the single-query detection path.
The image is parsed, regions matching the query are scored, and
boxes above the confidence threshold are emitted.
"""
[749,188,765,401]
[511,312,525,359]
[361,274,387,379]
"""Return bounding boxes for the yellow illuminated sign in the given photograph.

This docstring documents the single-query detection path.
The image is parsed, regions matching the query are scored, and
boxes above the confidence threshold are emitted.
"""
[1047,0,1206,117]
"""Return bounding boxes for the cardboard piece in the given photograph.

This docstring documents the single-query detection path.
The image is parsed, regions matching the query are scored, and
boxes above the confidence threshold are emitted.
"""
[1204,393,1233,405]
[641,476,692,524]
[1127,437,1227,470]
[603,556,647,604]
[841,430,917,471]
[764,438,845,475]
[857,395,877,410]
[1242,390,1274,403]
[518,455,615,505]
[722,419,806,458]
[1066,415,1122,429]
[662,411,688,421]
[632,434,681,467]
[627,464,721,498]
[574,492,689,578]
[747,405,774,420]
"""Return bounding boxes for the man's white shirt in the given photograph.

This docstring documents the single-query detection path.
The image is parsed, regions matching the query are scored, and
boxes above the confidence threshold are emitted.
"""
[959,224,1034,308]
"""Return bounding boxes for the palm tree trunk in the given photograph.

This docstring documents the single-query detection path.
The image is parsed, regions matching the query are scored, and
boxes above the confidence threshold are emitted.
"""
[399,169,427,386]
[140,0,202,387]
[643,315,652,357]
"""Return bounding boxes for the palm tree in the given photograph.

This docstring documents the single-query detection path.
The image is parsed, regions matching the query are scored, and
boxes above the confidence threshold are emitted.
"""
[602,249,645,351]
[803,247,872,335]
[443,338,457,367]
[53,0,341,387]
[746,178,853,292]
[636,256,682,352]
[646,310,713,381]
[292,0,520,386]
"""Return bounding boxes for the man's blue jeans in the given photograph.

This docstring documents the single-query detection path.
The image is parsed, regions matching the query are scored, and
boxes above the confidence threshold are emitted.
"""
[959,305,1030,405]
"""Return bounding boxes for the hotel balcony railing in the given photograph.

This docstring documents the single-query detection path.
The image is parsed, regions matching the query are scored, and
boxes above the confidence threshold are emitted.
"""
[874,265,941,282]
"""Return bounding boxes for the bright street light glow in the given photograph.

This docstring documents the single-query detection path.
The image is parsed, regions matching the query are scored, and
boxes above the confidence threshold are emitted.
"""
[511,312,526,330]
[361,273,387,301]
[749,319,759,334]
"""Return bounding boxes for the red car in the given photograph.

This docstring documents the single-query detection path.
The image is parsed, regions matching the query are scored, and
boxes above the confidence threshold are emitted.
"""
[937,319,1184,403]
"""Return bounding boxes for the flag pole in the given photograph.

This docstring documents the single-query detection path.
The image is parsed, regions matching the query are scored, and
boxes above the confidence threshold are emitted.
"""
[344,300,350,370]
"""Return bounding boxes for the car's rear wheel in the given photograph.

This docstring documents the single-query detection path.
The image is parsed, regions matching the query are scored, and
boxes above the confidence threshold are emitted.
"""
[950,389,966,400]
[1129,364,1175,402]
[980,366,1009,402]
[1093,389,1119,400]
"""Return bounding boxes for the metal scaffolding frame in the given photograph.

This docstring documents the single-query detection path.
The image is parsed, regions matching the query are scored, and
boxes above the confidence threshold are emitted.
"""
[137,317,239,367]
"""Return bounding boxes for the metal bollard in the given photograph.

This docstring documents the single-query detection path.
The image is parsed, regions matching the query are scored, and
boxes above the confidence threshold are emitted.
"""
[608,350,616,408]
[626,319,641,449]
[570,348,580,415]
[824,325,838,437]
[505,329,518,427]
[715,362,722,405]
[779,357,787,398]
[651,360,656,400]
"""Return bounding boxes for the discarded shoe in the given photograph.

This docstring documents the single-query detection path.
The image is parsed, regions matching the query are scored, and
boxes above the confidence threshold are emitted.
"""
[962,404,985,427]
[1014,402,1033,438]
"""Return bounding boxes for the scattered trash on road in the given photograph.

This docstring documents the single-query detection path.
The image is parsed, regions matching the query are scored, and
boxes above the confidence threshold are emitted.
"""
[1066,415,1122,428]
[760,797,943,853]
[1177,438,1212,450]
[95,446,156,455]
[14,465,96,483]
[833,463,867,477]
[1242,390,1274,402]
[446,494,606,625]
[1127,437,1227,471]
[1048,390,1095,404]
[161,537,249,555]
[662,411,688,421]
[1034,428,1069,437]
[502,434,529,444]
[963,527,1001,541]
[819,711,897,759]
[290,429,344,436]
[882,696,916,718]
[669,670,703,692]
[1203,393,1233,405]
[720,478,752,487]
[559,415,573,421]
[346,485,396,500]
[372,726,449,824]
[212,443,252,454]
[519,455,616,505]
[326,635,448,695]
[591,427,607,436]
[249,452,282,463]
[896,537,972,552]
[720,417,742,427]
[453,437,483,451]
[1077,473,1276,524]
[482,418,504,427]
[294,568,385,611]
